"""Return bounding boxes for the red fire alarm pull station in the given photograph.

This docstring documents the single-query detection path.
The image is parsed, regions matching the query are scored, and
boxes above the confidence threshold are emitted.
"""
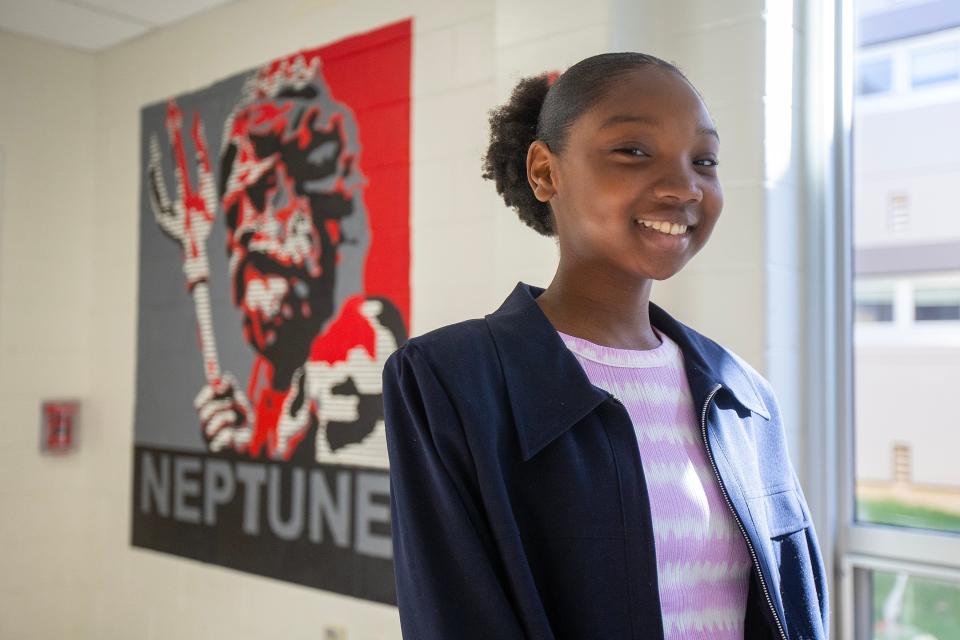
[41,401,79,453]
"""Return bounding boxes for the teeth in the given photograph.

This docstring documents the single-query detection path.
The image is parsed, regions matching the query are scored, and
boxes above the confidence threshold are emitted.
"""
[638,220,689,236]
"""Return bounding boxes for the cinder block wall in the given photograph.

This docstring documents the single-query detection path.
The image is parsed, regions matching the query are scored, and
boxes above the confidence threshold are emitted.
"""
[0,0,805,637]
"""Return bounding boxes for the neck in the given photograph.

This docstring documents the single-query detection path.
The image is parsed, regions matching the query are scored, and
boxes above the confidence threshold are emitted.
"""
[535,260,661,350]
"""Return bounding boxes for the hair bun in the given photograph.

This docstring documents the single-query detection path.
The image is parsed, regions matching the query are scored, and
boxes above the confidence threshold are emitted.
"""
[482,74,555,236]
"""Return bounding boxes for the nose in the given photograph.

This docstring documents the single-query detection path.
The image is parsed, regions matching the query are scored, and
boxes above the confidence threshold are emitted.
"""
[652,164,703,204]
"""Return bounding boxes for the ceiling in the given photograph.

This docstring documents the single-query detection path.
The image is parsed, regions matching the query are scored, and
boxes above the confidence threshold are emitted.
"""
[0,0,238,51]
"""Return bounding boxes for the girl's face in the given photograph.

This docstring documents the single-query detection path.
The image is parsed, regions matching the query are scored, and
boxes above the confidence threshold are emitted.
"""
[531,66,723,282]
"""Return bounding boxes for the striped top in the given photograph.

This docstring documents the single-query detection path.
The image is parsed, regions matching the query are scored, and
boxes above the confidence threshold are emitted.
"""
[557,327,752,638]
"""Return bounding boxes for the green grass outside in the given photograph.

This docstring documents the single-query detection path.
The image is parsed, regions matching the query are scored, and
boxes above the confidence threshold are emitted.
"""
[857,497,960,639]
[872,570,960,640]
[857,497,960,534]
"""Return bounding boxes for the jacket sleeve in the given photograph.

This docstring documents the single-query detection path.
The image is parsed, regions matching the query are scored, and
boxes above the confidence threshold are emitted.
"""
[382,342,527,639]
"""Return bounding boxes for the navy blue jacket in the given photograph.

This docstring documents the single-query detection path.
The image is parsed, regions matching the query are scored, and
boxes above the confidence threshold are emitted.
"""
[383,282,829,639]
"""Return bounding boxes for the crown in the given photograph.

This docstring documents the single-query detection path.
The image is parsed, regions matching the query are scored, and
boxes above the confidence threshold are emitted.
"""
[242,53,323,100]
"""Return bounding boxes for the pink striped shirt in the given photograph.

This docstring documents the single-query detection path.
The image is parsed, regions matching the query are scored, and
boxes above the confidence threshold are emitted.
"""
[557,327,752,638]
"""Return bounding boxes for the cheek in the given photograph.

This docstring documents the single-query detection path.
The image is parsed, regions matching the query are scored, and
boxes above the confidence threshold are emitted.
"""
[701,182,724,226]
[685,183,722,251]
[566,170,634,229]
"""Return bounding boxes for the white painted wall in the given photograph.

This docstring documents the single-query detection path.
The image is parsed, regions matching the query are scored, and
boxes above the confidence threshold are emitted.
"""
[0,0,806,637]
[0,29,97,638]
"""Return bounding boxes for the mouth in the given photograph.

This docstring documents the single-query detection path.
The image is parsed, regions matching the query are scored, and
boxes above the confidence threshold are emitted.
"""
[634,218,696,236]
[632,218,696,249]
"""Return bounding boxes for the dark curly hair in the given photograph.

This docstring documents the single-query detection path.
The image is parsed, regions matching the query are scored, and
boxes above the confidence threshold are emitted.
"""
[481,52,688,237]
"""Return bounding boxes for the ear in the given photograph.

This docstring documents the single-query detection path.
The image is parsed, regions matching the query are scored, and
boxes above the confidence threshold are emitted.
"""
[526,140,557,203]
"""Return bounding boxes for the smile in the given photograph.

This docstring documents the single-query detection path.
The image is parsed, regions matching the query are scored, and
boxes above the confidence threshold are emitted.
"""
[635,219,692,236]
[632,219,696,251]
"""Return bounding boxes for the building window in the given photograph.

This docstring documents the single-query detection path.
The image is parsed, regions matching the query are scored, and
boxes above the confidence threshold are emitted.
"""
[855,282,895,323]
[914,286,960,321]
[911,42,960,88]
[858,57,893,95]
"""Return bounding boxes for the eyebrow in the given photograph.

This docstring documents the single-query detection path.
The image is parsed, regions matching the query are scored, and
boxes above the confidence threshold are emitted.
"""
[598,114,720,142]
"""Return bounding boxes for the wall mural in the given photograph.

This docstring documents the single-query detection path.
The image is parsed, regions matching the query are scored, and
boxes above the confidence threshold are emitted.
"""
[132,19,410,605]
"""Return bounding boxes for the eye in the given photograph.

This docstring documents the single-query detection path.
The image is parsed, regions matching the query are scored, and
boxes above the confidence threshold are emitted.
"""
[695,158,719,167]
[614,147,648,158]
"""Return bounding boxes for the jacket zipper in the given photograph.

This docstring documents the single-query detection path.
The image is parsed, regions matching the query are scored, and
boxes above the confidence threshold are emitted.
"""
[699,383,788,640]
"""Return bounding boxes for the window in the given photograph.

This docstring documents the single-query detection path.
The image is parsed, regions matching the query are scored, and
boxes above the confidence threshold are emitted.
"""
[855,281,895,322]
[914,286,960,321]
[859,568,960,639]
[858,58,893,95]
[840,1,960,638]
[853,3,960,533]
[911,42,960,88]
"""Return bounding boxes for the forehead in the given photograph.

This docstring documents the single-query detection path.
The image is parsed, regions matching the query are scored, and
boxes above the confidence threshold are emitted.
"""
[575,67,713,133]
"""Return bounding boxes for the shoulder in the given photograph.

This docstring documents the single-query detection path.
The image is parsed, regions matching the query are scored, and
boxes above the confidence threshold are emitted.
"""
[382,318,506,424]
[406,318,492,356]
[657,307,777,418]
[722,342,772,389]
[384,318,499,381]
[670,310,771,389]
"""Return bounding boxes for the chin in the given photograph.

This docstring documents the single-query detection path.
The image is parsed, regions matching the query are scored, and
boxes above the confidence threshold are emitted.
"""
[633,261,687,282]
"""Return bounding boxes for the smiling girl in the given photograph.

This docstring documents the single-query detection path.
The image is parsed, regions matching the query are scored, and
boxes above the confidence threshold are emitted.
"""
[383,53,829,640]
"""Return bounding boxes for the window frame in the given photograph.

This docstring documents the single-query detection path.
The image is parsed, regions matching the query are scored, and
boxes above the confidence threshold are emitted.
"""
[816,0,960,638]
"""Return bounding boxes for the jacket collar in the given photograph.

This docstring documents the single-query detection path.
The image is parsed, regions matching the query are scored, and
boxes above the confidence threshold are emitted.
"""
[485,282,771,461]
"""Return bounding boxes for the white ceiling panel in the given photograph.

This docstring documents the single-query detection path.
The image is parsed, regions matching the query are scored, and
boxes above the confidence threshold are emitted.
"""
[0,0,239,51]
[0,0,146,50]
[73,0,236,27]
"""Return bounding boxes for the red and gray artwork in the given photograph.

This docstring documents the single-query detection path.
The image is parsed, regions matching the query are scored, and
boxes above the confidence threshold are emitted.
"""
[133,20,410,605]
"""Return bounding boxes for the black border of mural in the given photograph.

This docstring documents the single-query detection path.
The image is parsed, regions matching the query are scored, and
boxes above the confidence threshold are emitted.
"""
[130,445,396,605]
